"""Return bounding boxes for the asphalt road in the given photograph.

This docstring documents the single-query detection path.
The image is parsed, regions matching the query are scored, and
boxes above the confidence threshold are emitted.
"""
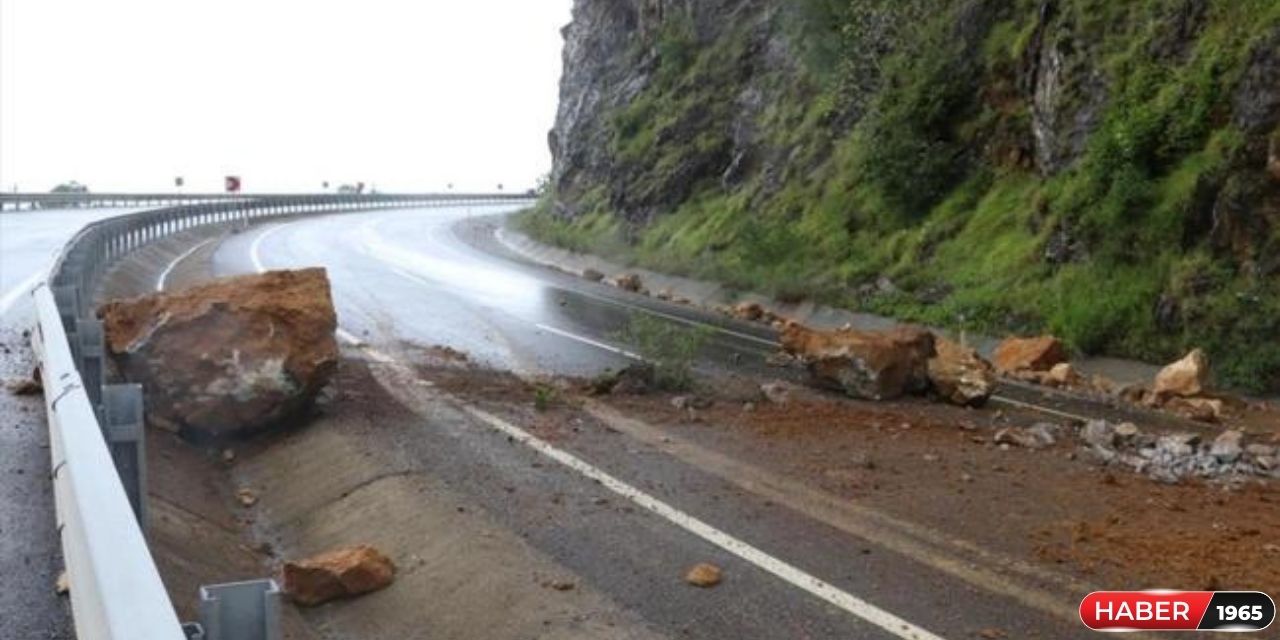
[205,206,1092,639]
[0,207,141,639]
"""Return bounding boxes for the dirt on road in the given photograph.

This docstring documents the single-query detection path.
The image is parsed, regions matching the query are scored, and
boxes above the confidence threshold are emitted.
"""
[412,349,1280,600]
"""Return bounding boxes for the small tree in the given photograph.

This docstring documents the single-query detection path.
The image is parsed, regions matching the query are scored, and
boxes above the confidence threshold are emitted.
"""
[614,314,709,391]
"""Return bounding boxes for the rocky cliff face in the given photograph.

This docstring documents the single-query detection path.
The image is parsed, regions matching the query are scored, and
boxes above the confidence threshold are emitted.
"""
[539,0,1280,390]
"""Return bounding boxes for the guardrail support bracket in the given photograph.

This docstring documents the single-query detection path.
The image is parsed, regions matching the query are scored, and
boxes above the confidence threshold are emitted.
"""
[102,383,147,526]
[197,579,282,640]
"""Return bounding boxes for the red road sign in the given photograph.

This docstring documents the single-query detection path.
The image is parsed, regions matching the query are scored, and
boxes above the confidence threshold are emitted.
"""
[225,176,241,193]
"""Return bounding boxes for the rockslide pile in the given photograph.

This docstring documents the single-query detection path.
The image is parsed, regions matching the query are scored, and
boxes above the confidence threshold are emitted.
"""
[1078,420,1278,484]
[779,321,995,406]
[99,268,339,438]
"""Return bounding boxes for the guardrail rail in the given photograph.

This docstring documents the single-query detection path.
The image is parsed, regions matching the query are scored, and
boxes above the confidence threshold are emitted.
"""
[29,193,534,640]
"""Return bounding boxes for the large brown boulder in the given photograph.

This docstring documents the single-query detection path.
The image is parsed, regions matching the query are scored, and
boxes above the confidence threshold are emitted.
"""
[927,338,996,406]
[99,268,338,437]
[1152,348,1210,400]
[781,322,935,400]
[992,336,1067,373]
[282,545,396,607]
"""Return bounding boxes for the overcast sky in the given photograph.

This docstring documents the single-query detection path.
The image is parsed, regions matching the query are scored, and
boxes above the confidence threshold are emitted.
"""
[0,0,572,193]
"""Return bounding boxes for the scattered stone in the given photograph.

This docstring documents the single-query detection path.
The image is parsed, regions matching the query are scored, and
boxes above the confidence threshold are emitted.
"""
[236,488,258,508]
[1210,430,1244,463]
[55,571,69,596]
[1153,348,1210,400]
[731,301,766,322]
[926,337,996,406]
[549,580,575,591]
[589,363,655,396]
[992,336,1067,373]
[282,544,397,607]
[780,321,935,401]
[1081,420,1116,449]
[1113,382,1148,404]
[221,449,236,464]
[670,395,712,411]
[1045,362,1080,388]
[581,268,605,282]
[1164,396,1224,423]
[6,376,42,396]
[98,268,339,438]
[994,423,1056,449]
[741,402,756,412]
[1246,444,1277,458]
[655,289,673,301]
[1113,422,1141,441]
[684,563,722,588]
[759,381,793,405]
[611,273,643,292]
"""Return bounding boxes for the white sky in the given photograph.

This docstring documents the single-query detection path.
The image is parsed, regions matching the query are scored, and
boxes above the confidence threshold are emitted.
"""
[0,0,572,193]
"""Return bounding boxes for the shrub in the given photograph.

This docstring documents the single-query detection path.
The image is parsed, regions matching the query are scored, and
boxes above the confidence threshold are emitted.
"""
[613,314,709,391]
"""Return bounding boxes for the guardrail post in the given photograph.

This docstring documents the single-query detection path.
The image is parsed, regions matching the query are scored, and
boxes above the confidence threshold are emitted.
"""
[102,383,147,526]
[76,318,105,409]
[197,579,282,640]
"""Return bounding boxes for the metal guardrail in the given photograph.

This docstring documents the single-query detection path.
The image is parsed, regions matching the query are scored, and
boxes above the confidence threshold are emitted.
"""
[1,191,535,211]
[30,193,534,640]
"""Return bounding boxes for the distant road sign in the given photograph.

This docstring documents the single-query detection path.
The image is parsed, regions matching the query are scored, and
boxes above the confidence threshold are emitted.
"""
[174,176,184,188]
[225,176,241,193]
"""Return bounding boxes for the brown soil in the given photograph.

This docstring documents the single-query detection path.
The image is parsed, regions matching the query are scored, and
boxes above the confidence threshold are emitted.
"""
[402,351,1280,599]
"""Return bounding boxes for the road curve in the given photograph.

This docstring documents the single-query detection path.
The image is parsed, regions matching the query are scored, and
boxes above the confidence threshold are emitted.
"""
[199,205,1090,639]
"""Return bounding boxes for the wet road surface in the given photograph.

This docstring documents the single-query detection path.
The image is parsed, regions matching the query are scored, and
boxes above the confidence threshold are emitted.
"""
[204,205,1095,639]
[0,207,141,639]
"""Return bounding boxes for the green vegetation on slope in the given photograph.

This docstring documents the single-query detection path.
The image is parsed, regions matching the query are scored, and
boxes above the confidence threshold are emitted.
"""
[527,0,1280,391]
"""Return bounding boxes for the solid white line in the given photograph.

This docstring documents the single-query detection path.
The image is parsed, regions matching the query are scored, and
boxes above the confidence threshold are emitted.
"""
[534,323,644,361]
[462,404,946,640]
[0,271,43,317]
[155,237,217,292]
[494,226,777,348]
[989,394,1090,422]
[249,222,294,274]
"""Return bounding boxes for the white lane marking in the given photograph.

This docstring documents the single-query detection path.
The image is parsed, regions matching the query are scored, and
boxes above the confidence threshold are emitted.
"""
[989,394,1090,422]
[462,403,946,640]
[155,237,217,292]
[0,271,43,317]
[571,287,777,348]
[494,226,777,348]
[248,222,294,274]
[534,323,644,361]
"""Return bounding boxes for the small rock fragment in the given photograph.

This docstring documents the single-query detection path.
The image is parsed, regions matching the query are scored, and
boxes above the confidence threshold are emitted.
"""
[611,273,643,292]
[992,336,1067,373]
[994,424,1056,450]
[1153,348,1210,400]
[1045,362,1080,387]
[6,375,42,396]
[684,563,722,588]
[1081,420,1115,449]
[1113,422,1140,441]
[1210,430,1244,463]
[926,337,996,406]
[236,488,259,507]
[282,545,397,606]
[1164,397,1224,423]
[55,571,69,596]
[221,449,236,464]
[759,381,793,405]
[581,268,605,282]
